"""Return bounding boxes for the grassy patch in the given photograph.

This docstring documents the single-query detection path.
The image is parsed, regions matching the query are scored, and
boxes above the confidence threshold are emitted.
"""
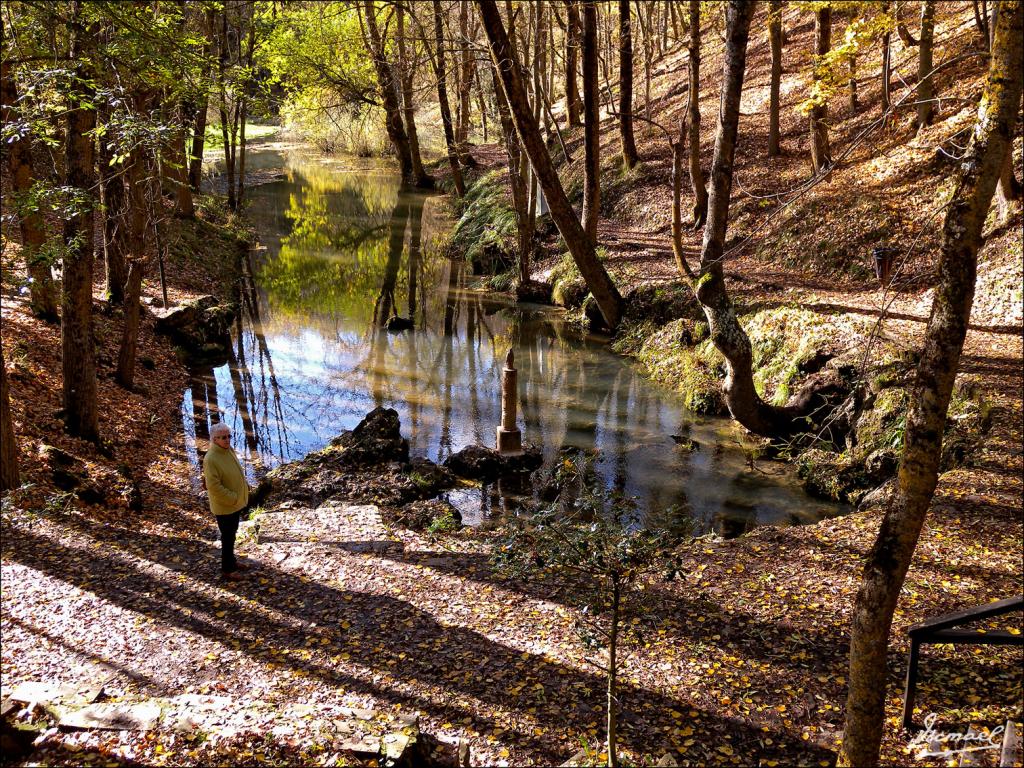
[203,122,280,149]
[451,170,518,268]
[549,253,588,309]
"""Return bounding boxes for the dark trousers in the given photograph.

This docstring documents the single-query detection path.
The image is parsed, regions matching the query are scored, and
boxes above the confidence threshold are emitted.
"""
[215,510,242,573]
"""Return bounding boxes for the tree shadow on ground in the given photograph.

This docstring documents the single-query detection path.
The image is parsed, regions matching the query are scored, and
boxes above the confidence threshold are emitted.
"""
[3,514,839,765]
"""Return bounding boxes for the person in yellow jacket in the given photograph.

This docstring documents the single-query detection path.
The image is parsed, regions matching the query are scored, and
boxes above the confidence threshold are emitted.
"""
[203,422,250,581]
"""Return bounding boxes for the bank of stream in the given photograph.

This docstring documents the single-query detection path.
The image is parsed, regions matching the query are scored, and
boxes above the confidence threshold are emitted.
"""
[187,147,843,534]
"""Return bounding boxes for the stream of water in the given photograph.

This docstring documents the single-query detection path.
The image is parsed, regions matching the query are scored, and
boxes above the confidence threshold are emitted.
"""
[183,147,844,532]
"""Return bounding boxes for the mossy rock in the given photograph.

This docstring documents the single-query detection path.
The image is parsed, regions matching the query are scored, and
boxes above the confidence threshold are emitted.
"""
[797,448,870,501]
[855,387,909,454]
[623,319,727,415]
[552,276,588,309]
[623,282,701,326]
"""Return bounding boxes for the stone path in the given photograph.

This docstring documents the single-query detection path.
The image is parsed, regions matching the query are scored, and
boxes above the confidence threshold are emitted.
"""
[254,500,404,557]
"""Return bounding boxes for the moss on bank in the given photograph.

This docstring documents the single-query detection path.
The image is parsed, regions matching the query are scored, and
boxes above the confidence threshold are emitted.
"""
[613,304,876,417]
[450,169,518,271]
[165,195,254,299]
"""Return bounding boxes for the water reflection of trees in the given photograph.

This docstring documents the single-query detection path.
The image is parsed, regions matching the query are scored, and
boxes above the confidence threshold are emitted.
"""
[188,251,292,480]
[183,154,839,530]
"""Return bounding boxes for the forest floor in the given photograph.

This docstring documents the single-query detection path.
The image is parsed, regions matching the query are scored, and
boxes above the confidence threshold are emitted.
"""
[3,2,1022,766]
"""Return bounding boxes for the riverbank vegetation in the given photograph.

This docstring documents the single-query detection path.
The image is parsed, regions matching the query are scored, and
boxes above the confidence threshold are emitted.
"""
[2,1,1022,766]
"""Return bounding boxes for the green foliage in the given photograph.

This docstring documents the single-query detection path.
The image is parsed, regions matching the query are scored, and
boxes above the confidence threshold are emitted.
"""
[261,3,381,152]
[550,254,588,309]
[493,453,687,766]
[800,4,894,113]
[485,268,518,293]
[427,510,460,535]
[451,170,518,265]
[203,122,279,150]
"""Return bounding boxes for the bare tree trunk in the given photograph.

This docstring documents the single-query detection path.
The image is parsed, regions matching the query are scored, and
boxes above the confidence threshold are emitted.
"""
[116,150,150,390]
[361,0,416,186]
[115,260,145,389]
[97,130,129,304]
[989,0,1000,48]
[606,577,621,767]
[565,0,582,127]
[457,0,474,153]
[478,0,624,329]
[475,64,489,142]
[218,7,237,210]
[171,103,195,217]
[618,0,639,169]
[432,0,466,197]
[491,54,531,282]
[236,9,257,209]
[768,0,783,156]
[881,1,892,114]
[839,5,1023,766]
[189,8,216,193]
[238,99,248,207]
[687,0,708,226]
[582,0,601,242]
[1,58,59,320]
[189,96,209,192]
[972,0,990,41]
[397,4,432,188]
[848,54,858,114]
[62,3,100,443]
[0,337,18,493]
[809,6,832,174]
[686,1,798,437]
[896,1,919,47]
[916,0,936,131]
[996,141,1022,221]
[640,1,654,121]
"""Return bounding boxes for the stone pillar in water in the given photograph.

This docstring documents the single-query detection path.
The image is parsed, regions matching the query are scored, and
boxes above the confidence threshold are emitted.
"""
[496,349,522,455]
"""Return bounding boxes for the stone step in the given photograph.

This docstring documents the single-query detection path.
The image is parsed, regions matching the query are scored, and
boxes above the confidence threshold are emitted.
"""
[2,685,424,766]
[254,503,403,555]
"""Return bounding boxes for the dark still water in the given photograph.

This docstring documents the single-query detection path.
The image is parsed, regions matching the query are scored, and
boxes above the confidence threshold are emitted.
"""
[184,149,843,532]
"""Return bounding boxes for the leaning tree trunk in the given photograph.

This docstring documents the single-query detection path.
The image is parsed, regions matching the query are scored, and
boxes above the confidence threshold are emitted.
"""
[581,0,601,242]
[565,0,582,127]
[432,0,466,197]
[1,58,59,320]
[0,336,18,492]
[491,57,531,282]
[768,0,783,157]
[617,0,639,169]
[687,0,708,226]
[678,0,808,438]
[62,5,100,442]
[361,0,416,186]
[840,4,1022,766]
[809,5,832,174]
[916,0,936,132]
[477,0,623,329]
